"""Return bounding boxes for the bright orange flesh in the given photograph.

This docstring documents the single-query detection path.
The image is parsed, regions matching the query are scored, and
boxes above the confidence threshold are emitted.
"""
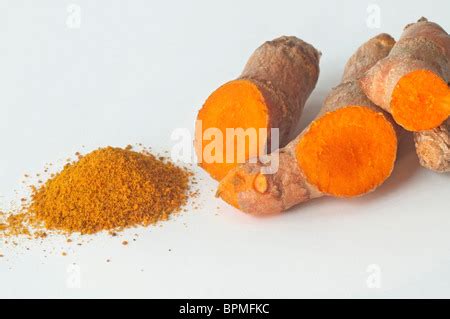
[196,80,269,180]
[296,106,397,197]
[391,69,450,131]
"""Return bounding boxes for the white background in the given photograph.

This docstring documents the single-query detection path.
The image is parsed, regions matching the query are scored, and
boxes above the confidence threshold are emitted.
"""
[0,0,449,298]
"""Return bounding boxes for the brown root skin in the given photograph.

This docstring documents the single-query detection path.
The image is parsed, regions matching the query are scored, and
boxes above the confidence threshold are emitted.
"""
[414,119,450,172]
[360,18,450,132]
[402,17,450,60]
[218,34,399,214]
[217,151,321,215]
[195,36,320,181]
[342,33,396,83]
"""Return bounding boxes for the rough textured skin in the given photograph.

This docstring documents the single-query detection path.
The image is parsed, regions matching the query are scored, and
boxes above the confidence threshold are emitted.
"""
[360,18,450,173]
[218,152,322,215]
[322,34,396,118]
[361,18,449,113]
[239,36,321,148]
[343,33,396,83]
[414,119,450,172]
[217,34,397,215]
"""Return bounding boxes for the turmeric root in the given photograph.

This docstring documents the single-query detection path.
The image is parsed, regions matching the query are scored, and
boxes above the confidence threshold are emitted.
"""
[217,34,399,215]
[360,18,449,132]
[195,36,320,180]
[360,18,450,173]
[414,119,450,172]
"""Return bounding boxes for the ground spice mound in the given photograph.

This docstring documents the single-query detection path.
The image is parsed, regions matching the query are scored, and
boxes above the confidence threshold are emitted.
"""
[25,147,191,235]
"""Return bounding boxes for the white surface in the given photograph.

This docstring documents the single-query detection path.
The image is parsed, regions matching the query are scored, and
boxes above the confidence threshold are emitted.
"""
[0,0,449,298]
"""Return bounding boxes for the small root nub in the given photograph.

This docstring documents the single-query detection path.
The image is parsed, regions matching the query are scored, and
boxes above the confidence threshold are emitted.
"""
[253,174,268,194]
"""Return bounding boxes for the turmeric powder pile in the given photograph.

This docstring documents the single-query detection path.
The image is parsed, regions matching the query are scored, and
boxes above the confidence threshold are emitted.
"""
[1,146,192,236]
